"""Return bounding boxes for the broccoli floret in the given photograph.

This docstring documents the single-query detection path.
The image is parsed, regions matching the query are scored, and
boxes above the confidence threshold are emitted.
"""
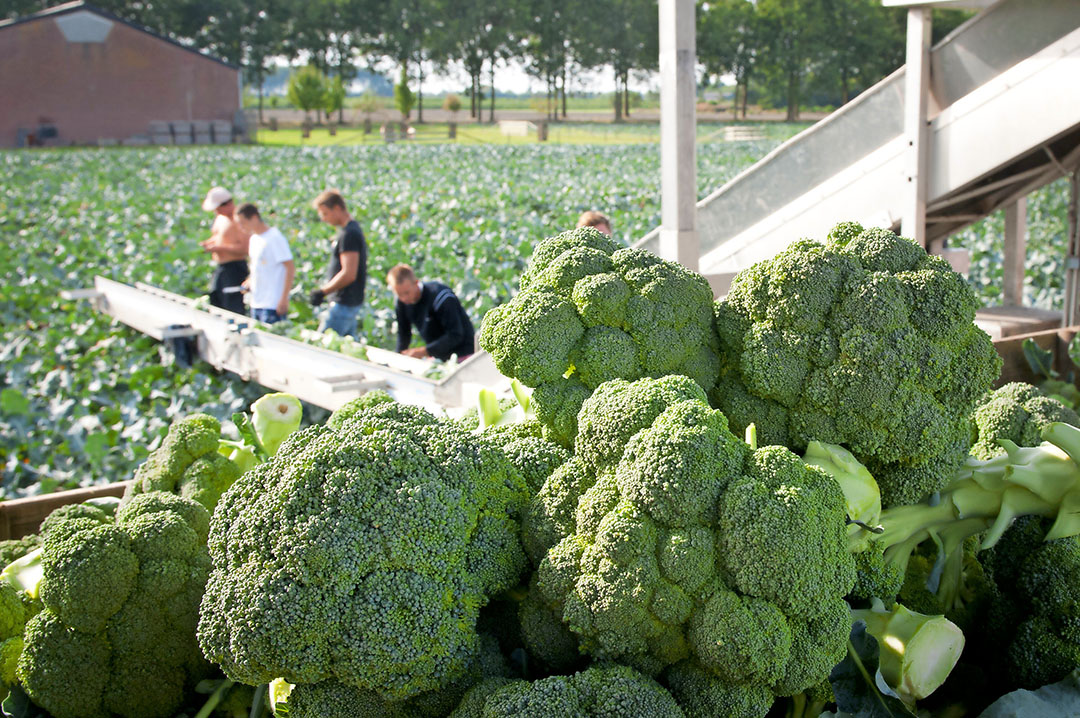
[518,577,584,675]
[714,223,1001,507]
[198,401,530,702]
[480,421,570,494]
[450,664,686,717]
[664,660,773,718]
[480,227,721,446]
[970,382,1080,459]
[15,491,211,718]
[528,376,853,711]
[123,413,240,512]
[326,390,395,429]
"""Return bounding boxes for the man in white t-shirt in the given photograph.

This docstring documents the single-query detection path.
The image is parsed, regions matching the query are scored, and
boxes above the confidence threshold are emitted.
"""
[235,202,295,324]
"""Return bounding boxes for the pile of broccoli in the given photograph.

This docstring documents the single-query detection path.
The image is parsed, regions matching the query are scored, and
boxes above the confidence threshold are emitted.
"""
[714,222,1001,507]
[10,492,212,718]
[969,381,1080,459]
[479,226,721,446]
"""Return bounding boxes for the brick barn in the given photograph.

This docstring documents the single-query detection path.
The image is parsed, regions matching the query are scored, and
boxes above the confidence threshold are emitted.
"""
[0,1,242,147]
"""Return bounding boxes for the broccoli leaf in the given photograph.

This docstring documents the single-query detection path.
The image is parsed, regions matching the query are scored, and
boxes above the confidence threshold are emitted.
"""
[830,622,915,718]
[1,686,49,718]
[1023,338,1057,380]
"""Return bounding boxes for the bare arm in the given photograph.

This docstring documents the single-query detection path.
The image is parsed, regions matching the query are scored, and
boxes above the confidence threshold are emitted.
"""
[277,260,295,315]
[320,251,359,293]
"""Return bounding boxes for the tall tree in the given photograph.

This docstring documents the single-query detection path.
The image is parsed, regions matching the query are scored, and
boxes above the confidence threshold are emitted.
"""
[381,0,440,122]
[814,0,902,105]
[592,0,658,122]
[756,0,825,121]
[698,0,759,119]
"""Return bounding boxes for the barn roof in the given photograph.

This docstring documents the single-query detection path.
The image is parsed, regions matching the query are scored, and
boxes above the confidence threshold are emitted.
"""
[0,1,239,71]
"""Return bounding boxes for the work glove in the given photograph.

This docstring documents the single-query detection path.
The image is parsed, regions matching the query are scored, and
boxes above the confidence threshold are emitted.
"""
[309,289,326,307]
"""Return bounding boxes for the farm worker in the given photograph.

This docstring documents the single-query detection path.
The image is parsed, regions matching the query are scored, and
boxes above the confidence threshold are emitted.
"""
[309,189,368,338]
[387,264,476,362]
[576,210,612,236]
[234,202,295,325]
[200,186,250,315]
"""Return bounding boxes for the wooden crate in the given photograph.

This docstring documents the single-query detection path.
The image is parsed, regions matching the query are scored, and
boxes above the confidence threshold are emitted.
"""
[0,481,130,541]
[992,325,1079,387]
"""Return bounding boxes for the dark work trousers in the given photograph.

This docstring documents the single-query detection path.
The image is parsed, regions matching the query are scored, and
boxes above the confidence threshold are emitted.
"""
[209,260,249,315]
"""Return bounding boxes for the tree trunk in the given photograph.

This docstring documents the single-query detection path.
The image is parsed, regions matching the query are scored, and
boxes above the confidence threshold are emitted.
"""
[417,62,424,123]
[614,68,623,122]
[561,65,568,119]
[623,70,630,118]
[257,77,264,123]
[488,56,496,123]
[742,70,750,119]
[786,69,799,122]
[470,73,477,118]
[841,67,850,105]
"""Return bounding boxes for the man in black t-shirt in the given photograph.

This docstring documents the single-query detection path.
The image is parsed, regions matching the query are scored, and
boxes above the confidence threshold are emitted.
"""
[387,264,476,362]
[309,189,367,337]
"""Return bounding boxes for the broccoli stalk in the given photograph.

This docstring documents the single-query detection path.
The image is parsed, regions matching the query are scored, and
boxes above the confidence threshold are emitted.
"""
[219,393,303,472]
[0,549,43,600]
[824,422,1080,613]
[850,599,964,706]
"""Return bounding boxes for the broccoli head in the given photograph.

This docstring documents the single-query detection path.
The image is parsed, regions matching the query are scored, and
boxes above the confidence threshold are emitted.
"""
[449,664,686,718]
[713,223,1001,507]
[123,413,240,512]
[198,401,530,702]
[529,376,854,715]
[480,227,720,446]
[970,382,1080,459]
[15,491,212,718]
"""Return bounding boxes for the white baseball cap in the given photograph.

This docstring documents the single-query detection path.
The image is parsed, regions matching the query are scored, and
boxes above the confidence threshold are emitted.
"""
[201,186,232,211]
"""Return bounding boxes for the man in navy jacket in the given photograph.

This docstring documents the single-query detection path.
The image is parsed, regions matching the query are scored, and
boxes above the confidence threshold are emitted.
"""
[388,264,475,361]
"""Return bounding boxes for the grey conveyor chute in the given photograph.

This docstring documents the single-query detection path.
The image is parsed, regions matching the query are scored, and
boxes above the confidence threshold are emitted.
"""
[71,276,506,413]
[637,0,1080,288]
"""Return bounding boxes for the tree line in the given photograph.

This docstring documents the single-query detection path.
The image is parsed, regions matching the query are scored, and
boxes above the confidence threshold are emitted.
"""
[7,0,971,123]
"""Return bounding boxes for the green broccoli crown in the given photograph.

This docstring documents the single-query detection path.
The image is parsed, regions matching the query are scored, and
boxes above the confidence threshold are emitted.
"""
[198,401,530,701]
[16,491,211,718]
[480,227,721,446]
[450,664,685,718]
[124,413,240,512]
[518,576,584,674]
[0,583,25,642]
[980,518,1080,690]
[529,376,853,706]
[714,222,1001,507]
[970,382,1080,460]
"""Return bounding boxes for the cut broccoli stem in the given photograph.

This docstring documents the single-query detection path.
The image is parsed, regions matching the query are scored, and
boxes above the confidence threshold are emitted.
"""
[193,679,234,718]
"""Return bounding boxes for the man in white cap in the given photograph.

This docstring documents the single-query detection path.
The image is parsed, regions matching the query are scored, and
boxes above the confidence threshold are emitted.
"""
[199,186,250,315]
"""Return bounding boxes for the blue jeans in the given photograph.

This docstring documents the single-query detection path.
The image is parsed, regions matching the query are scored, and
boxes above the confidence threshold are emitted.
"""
[321,302,361,337]
[251,308,283,324]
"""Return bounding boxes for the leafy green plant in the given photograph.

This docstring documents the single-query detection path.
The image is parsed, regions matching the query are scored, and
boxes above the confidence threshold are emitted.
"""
[287,66,326,120]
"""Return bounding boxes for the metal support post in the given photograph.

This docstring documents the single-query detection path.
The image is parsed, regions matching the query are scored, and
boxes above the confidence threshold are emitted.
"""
[1066,172,1080,326]
[658,0,699,271]
[901,7,932,250]
[1003,197,1027,306]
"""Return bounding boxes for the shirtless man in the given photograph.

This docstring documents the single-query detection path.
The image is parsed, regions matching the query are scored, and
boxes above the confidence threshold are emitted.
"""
[199,186,250,315]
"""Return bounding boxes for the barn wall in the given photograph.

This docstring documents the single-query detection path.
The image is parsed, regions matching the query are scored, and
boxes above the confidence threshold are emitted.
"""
[0,10,239,146]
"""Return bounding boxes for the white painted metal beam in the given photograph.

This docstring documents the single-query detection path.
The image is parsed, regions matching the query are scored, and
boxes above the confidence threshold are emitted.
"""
[658,0,699,271]
[1003,198,1027,305]
[902,7,932,249]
